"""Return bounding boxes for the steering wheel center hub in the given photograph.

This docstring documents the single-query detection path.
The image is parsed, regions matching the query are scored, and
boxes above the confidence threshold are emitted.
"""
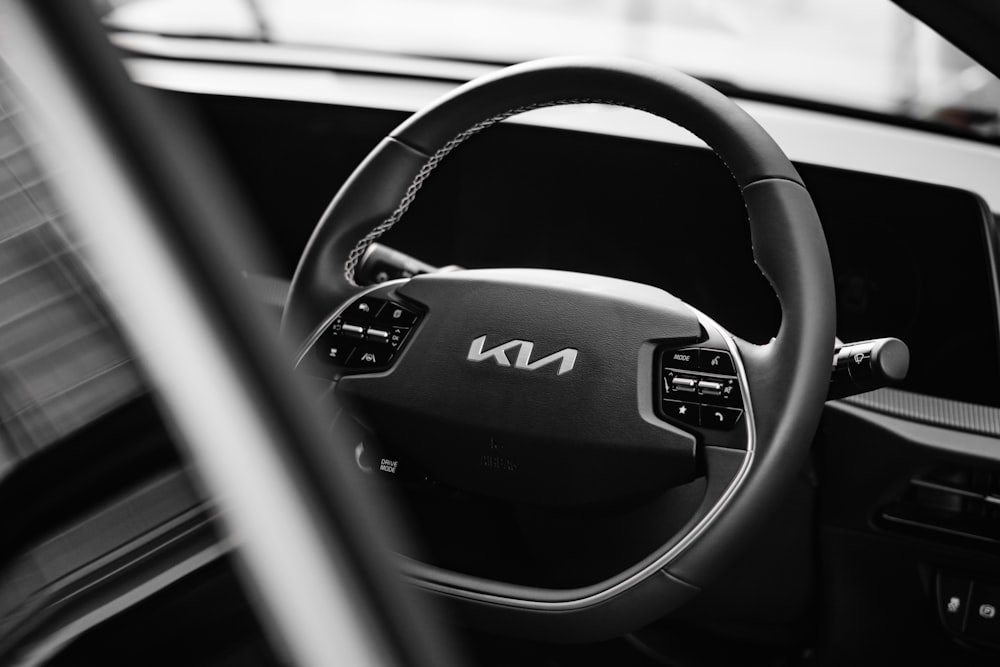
[337,269,702,506]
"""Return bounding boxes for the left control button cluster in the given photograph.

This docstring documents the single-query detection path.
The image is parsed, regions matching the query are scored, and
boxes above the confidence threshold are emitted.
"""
[305,296,421,377]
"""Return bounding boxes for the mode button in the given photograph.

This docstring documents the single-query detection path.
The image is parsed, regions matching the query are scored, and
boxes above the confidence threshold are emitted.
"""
[664,348,699,371]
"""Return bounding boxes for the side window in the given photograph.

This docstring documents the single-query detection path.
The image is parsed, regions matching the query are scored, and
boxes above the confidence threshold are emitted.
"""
[0,69,143,472]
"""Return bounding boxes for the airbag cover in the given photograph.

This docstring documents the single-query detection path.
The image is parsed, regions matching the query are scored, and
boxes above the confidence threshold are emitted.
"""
[338,269,700,506]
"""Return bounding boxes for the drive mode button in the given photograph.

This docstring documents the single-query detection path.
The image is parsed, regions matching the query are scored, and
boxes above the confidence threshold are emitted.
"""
[664,348,699,371]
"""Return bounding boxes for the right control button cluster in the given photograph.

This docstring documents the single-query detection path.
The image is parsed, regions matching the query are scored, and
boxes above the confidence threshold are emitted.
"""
[938,570,1000,649]
[658,347,744,430]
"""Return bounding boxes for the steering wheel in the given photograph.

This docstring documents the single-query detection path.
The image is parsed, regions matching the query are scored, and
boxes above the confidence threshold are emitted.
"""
[282,57,834,640]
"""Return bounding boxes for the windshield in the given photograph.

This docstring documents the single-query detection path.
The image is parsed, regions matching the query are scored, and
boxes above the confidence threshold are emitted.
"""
[104,0,1000,140]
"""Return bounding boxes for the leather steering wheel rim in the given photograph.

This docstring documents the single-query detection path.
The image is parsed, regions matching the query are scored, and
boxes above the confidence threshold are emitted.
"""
[283,56,835,638]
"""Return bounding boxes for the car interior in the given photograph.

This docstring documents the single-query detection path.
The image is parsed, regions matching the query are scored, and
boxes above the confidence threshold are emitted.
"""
[2,0,1000,665]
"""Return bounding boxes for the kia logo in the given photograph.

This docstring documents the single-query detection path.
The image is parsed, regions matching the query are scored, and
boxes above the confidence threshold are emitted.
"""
[466,336,578,376]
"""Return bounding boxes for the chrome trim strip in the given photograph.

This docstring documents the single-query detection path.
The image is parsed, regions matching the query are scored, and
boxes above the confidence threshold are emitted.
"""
[399,305,756,610]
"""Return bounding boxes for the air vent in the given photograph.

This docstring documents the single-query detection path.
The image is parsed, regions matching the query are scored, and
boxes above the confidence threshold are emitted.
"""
[879,465,1000,548]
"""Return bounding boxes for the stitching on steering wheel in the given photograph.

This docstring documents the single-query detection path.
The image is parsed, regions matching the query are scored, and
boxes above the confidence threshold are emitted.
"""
[344,98,643,285]
[343,93,754,286]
